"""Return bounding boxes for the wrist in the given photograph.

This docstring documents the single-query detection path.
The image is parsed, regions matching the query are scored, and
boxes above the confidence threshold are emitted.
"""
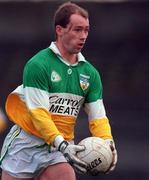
[54,135,65,149]
[105,139,116,152]
[58,140,69,152]
[105,139,115,147]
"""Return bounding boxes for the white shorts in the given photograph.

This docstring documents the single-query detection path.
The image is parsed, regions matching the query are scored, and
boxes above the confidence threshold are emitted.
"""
[0,125,67,178]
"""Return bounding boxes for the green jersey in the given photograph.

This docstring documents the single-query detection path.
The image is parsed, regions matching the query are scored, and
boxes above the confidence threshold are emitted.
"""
[6,42,112,144]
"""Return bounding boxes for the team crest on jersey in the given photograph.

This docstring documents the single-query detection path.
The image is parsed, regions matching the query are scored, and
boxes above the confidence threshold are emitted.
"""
[51,70,61,82]
[80,74,90,90]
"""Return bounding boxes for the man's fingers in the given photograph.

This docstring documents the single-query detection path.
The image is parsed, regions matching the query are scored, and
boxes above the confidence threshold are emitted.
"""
[73,163,87,174]
[74,145,86,152]
[72,155,87,167]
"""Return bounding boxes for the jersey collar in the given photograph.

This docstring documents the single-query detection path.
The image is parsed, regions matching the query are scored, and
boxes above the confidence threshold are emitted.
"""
[49,42,86,66]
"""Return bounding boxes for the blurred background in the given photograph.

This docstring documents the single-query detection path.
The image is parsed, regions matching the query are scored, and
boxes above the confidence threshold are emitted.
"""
[0,0,149,179]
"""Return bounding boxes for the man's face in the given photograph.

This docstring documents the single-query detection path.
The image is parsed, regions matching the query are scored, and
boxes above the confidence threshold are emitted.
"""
[58,14,89,54]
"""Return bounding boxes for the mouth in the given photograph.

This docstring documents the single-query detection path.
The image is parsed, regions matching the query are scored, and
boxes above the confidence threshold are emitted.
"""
[77,43,85,48]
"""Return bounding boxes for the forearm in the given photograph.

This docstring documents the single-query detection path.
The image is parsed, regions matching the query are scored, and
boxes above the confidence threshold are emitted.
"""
[89,117,113,139]
[30,108,62,144]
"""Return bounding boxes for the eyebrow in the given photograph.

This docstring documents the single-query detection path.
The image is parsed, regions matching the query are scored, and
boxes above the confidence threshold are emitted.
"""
[66,23,89,32]
[75,25,89,28]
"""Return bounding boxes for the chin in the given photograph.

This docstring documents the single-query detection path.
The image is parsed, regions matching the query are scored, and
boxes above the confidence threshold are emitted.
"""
[75,48,82,53]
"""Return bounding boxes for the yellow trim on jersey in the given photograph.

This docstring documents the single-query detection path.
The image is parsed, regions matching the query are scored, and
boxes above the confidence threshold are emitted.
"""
[6,94,44,138]
[52,114,76,141]
[5,93,76,144]
[30,108,62,144]
[89,118,113,139]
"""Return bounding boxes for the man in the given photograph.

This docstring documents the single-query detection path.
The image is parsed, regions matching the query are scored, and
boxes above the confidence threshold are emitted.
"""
[0,2,117,180]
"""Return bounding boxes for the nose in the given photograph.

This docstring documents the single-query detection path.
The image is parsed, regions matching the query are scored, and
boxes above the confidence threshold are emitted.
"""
[80,30,88,40]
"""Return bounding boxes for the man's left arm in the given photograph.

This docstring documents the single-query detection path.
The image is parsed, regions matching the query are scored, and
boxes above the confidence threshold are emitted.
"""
[84,100,117,173]
[84,69,117,173]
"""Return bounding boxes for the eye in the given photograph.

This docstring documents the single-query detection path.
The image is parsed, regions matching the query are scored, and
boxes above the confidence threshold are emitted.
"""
[74,28,82,32]
[85,28,89,33]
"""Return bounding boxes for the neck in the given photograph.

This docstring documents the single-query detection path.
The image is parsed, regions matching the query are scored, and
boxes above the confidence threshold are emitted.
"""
[55,42,77,64]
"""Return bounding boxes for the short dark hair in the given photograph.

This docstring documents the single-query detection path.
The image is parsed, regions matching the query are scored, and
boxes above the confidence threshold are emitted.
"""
[54,2,89,29]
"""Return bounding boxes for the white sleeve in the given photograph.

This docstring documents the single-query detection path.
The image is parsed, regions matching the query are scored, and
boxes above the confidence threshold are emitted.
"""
[84,99,107,121]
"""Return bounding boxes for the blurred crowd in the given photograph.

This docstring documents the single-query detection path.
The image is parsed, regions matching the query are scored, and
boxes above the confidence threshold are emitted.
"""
[0,107,7,134]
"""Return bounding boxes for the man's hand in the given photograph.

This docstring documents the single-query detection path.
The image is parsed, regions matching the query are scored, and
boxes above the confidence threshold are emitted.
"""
[105,139,118,173]
[58,140,88,174]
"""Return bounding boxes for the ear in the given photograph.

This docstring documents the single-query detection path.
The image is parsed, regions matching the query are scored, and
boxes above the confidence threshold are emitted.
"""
[55,25,64,37]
